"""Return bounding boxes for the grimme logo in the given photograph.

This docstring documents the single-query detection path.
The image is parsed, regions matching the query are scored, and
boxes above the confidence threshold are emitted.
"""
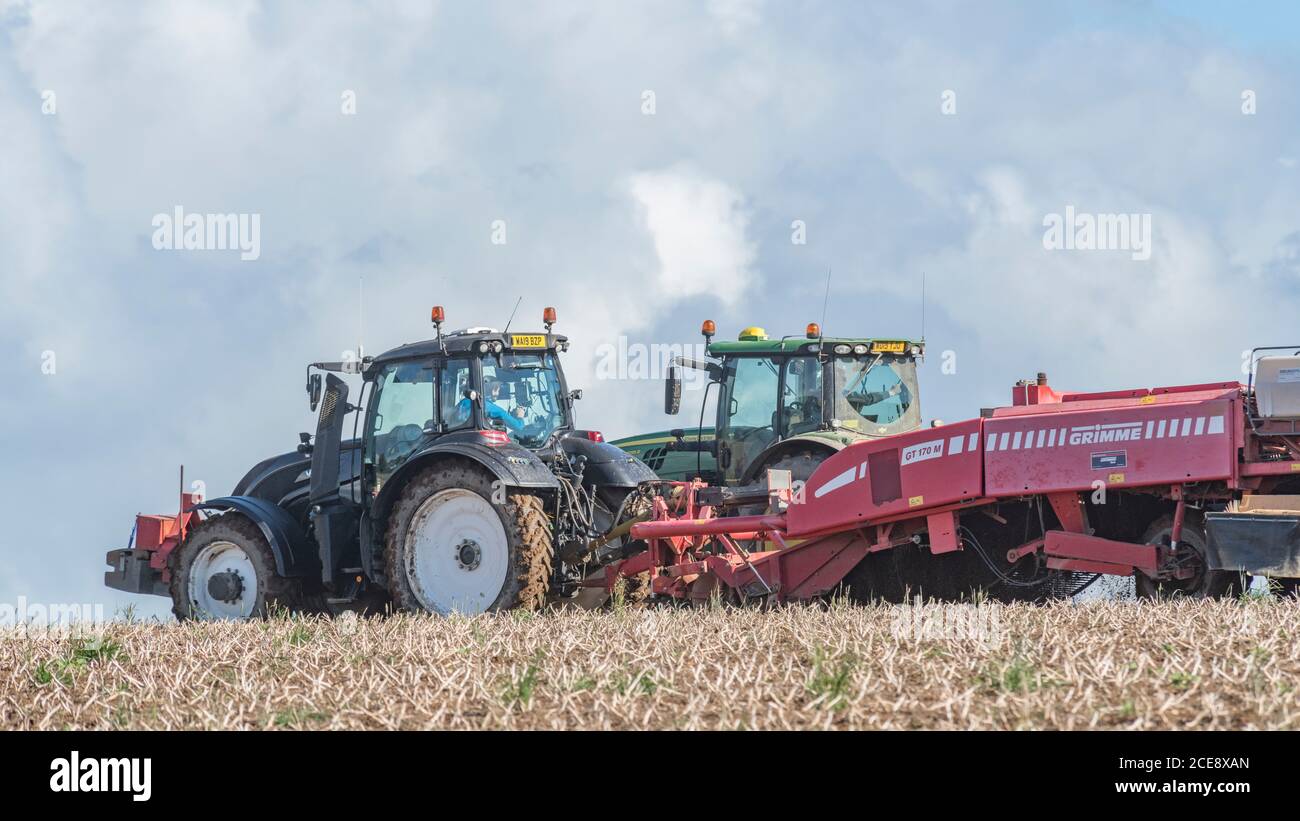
[50,751,151,802]
[1068,422,1143,445]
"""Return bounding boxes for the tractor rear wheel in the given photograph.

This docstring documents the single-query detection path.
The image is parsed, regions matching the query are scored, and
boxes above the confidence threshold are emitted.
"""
[169,514,310,621]
[1135,513,1242,599]
[384,462,553,615]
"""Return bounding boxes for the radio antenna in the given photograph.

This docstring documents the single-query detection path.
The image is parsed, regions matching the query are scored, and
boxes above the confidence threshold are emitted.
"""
[920,271,926,342]
[502,295,523,335]
[358,277,365,360]
[820,268,832,329]
[818,268,832,353]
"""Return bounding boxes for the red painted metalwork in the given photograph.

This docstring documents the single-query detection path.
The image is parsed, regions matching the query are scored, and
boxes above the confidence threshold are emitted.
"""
[617,375,1289,602]
[138,490,204,579]
[1042,531,1159,576]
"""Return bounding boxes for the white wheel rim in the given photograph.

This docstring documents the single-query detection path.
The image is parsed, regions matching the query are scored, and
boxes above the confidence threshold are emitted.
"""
[405,489,510,614]
[188,540,258,620]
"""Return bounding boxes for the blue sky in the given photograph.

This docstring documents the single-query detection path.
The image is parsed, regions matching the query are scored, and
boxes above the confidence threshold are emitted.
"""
[1,0,1299,618]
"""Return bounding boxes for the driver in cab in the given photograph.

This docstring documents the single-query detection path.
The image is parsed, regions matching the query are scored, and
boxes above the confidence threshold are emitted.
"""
[459,375,527,432]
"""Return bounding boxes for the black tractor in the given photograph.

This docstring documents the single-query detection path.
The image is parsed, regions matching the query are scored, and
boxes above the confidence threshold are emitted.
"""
[105,306,658,619]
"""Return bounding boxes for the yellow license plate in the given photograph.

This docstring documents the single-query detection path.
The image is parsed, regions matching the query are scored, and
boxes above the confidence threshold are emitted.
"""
[870,340,907,354]
[510,334,547,348]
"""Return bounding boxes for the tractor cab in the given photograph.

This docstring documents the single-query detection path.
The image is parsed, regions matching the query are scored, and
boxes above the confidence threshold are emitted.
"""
[358,322,576,495]
[614,321,924,487]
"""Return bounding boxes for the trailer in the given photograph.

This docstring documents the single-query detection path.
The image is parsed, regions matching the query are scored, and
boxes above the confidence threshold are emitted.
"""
[597,349,1300,603]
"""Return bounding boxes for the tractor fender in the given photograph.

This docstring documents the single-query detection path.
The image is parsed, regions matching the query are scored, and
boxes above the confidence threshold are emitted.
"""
[373,440,560,526]
[560,435,659,488]
[739,437,842,485]
[191,496,319,578]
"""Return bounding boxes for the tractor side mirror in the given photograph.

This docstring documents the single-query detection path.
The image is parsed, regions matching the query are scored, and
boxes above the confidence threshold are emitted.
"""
[665,366,682,415]
[307,373,322,412]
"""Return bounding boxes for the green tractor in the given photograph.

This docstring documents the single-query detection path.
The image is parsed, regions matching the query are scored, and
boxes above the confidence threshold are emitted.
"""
[612,320,925,489]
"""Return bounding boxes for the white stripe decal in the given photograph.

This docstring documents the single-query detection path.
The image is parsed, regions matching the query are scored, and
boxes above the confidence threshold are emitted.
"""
[858,461,868,478]
[968,433,979,452]
[814,466,857,499]
[1157,419,1167,438]
[1011,431,1023,450]
[1047,429,1057,447]
[1036,429,1046,448]
[1145,420,1154,439]
[999,432,1011,451]
[1208,415,1225,435]
[1194,417,1206,436]
[986,433,997,450]
[1181,418,1192,437]
[949,435,964,455]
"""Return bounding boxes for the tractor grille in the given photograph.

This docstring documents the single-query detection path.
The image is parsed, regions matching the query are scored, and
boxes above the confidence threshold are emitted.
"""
[320,388,339,425]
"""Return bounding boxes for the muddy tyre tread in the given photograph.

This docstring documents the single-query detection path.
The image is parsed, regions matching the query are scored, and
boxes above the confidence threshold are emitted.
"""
[169,514,307,621]
[383,461,553,613]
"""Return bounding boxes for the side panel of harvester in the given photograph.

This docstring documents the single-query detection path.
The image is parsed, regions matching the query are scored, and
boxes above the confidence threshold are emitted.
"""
[788,418,984,538]
[982,387,1239,496]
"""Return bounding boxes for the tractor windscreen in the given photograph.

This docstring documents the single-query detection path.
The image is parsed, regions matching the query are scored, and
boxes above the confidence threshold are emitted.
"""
[832,355,920,435]
[481,352,568,447]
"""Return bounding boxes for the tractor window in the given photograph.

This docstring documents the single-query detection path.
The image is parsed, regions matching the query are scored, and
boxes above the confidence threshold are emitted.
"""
[728,357,780,431]
[369,360,434,489]
[440,358,473,431]
[781,356,823,436]
[480,352,568,447]
[832,356,921,435]
[721,357,780,482]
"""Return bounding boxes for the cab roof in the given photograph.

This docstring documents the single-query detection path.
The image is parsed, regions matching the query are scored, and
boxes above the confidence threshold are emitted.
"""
[370,330,567,366]
[706,336,924,356]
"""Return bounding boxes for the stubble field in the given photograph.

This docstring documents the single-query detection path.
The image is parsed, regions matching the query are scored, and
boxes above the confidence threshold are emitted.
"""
[4,597,1298,730]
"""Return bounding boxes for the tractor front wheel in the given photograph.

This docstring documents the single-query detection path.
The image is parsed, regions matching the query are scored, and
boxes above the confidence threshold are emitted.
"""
[384,462,553,615]
[169,514,310,620]
[1135,513,1242,599]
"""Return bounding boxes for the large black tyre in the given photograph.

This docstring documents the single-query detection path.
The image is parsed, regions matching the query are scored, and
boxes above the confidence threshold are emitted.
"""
[384,460,553,614]
[169,514,310,621]
[1135,513,1242,599]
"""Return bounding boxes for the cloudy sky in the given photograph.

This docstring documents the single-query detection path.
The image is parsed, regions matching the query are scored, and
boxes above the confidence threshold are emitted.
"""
[3,1,1299,618]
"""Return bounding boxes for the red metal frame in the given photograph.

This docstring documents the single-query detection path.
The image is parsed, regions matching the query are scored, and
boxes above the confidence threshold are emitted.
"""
[611,377,1285,602]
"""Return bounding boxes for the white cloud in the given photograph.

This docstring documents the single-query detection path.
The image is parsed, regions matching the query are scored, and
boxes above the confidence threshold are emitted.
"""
[628,168,758,305]
[709,0,763,37]
[1,1,1300,612]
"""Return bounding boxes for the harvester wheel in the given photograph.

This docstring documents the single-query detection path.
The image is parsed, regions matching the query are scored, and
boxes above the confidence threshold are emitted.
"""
[1135,513,1241,599]
[384,462,553,615]
[169,514,309,621]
